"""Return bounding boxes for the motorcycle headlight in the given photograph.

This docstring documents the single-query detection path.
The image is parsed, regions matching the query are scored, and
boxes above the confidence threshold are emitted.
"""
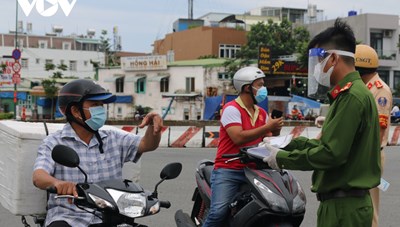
[292,181,306,214]
[254,178,289,213]
[107,189,147,218]
[88,193,114,209]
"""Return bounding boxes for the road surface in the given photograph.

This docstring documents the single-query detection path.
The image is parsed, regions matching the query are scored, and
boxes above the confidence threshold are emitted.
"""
[1,147,399,227]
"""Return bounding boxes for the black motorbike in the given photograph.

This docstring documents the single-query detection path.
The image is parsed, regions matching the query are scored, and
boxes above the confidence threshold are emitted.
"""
[36,144,182,227]
[175,146,306,227]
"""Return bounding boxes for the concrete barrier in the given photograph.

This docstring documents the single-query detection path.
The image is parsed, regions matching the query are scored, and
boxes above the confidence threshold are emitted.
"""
[0,121,143,216]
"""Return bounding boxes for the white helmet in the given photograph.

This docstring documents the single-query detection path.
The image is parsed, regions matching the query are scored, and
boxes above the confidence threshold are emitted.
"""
[233,66,266,92]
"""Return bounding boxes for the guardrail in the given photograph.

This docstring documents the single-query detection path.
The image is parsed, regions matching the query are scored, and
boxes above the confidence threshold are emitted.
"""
[23,119,400,147]
[116,124,400,148]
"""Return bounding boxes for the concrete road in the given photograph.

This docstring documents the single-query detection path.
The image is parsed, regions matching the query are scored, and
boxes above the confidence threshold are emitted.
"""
[1,147,400,227]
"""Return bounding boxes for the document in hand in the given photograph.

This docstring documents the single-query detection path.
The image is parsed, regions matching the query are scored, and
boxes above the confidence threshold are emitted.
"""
[265,134,293,148]
[247,134,293,159]
[247,146,271,159]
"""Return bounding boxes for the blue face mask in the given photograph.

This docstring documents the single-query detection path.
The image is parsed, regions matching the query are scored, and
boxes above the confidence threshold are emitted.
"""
[253,86,268,103]
[84,106,107,131]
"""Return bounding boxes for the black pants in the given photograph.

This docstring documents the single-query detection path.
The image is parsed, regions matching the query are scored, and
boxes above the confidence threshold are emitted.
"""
[48,221,71,227]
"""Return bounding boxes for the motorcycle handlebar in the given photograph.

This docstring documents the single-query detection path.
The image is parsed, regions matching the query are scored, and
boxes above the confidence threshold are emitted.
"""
[159,201,171,209]
[46,186,85,200]
[221,153,240,158]
[46,186,57,193]
[221,145,257,159]
[222,147,272,168]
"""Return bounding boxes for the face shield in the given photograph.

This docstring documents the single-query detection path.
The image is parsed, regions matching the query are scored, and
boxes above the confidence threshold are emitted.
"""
[307,48,355,99]
[308,48,330,99]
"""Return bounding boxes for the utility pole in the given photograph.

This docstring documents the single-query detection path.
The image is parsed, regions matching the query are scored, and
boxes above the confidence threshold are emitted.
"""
[14,0,18,119]
[188,0,193,19]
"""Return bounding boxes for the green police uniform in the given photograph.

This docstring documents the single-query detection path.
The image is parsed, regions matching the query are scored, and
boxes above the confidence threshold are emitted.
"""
[276,72,380,227]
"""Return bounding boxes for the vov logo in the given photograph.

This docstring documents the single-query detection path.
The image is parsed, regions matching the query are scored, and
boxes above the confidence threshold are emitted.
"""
[18,0,77,17]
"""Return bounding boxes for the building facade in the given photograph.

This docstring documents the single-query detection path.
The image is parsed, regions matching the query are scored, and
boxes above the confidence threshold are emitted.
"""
[247,6,324,24]
[0,30,105,118]
[0,33,104,81]
[153,26,247,61]
[153,5,326,62]
[98,57,230,120]
[306,13,400,90]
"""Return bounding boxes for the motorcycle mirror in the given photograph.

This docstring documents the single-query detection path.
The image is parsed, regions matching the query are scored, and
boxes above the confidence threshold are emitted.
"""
[152,162,182,199]
[160,162,182,180]
[51,145,88,183]
[52,145,80,167]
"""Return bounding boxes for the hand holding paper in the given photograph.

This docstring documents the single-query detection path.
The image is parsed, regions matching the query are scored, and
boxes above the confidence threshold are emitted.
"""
[247,134,292,170]
[262,143,280,170]
[262,134,293,148]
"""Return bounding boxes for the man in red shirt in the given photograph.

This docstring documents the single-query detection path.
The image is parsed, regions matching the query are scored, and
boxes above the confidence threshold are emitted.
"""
[203,66,283,227]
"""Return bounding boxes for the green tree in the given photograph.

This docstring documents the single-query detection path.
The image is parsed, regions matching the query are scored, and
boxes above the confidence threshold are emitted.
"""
[44,63,55,71]
[293,26,311,68]
[1,63,6,73]
[90,60,100,80]
[99,30,116,66]
[225,19,310,72]
[393,83,400,97]
[42,63,67,119]
[41,79,58,119]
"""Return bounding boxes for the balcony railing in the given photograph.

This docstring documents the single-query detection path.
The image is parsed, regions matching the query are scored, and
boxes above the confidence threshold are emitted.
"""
[377,49,397,60]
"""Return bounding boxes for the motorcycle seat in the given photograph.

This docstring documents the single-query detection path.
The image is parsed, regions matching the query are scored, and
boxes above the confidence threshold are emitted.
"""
[202,165,214,186]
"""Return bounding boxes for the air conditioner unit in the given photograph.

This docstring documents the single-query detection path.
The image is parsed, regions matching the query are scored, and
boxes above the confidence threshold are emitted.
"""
[384,30,393,38]
[52,25,63,34]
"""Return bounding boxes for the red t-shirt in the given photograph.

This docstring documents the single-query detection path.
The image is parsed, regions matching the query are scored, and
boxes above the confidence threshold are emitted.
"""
[214,98,268,170]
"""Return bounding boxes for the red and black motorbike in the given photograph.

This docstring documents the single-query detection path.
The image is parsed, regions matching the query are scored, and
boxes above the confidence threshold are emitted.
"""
[175,146,306,227]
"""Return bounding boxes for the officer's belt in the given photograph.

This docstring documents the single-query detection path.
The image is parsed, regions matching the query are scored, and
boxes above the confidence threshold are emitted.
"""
[316,189,369,202]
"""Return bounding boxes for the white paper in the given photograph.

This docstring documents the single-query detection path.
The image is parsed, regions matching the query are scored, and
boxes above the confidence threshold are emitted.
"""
[247,146,271,159]
[247,134,293,159]
[378,178,390,192]
[265,134,293,148]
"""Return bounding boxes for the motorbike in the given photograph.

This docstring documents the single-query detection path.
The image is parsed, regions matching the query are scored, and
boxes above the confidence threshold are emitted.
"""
[175,146,306,227]
[33,144,182,227]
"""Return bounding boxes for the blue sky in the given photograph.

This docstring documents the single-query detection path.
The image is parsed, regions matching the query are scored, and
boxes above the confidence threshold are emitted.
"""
[0,0,398,53]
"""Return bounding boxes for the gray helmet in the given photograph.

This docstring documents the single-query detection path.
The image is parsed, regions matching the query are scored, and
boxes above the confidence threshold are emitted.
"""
[233,66,265,92]
[58,79,116,112]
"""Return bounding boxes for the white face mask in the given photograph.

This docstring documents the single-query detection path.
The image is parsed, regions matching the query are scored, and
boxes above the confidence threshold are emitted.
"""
[313,54,334,87]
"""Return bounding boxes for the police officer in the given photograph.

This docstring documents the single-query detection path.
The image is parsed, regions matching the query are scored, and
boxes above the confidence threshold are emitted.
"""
[355,44,392,227]
[263,19,381,227]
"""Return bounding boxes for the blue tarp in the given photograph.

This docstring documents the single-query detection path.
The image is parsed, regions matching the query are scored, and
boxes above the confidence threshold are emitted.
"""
[203,95,269,120]
[54,100,63,118]
[290,95,321,108]
[37,97,52,107]
[203,96,222,120]
[37,98,63,118]
[0,92,27,100]
[115,95,133,103]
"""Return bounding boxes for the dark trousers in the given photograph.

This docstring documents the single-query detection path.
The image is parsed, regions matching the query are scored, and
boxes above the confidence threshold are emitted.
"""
[48,221,71,227]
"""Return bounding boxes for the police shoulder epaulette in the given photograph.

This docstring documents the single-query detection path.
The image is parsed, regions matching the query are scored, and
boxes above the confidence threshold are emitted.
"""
[375,80,383,89]
[339,82,353,93]
[367,82,373,90]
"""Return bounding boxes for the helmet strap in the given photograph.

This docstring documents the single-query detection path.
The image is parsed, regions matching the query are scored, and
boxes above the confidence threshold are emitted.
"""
[251,93,258,104]
[94,132,104,154]
[247,83,258,104]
